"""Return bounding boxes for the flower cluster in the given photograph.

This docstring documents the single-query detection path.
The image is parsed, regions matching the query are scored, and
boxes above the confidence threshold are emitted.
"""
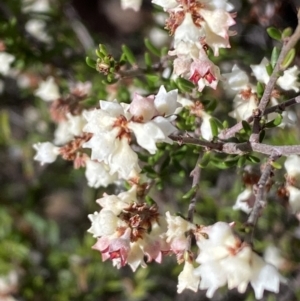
[223,59,298,126]
[154,0,235,91]
[88,186,169,271]
[88,201,283,299]
[33,84,181,186]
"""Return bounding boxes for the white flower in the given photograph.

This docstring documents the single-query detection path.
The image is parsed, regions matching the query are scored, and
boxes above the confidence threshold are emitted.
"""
[177,261,200,293]
[194,222,282,299]
[53,121,74,145]
[174,13,204,48]
[264,245,285,270]
[251,57,270,85]
[154,85,180,116]
[200,111,214,141]
[34,77,60,102]
[85,159,117,188]
[250,253,281,299]
[222,65,250,92]
[25,19,52,44]
[33,141,60,165]
[277,66,300,92]
[165,211,194,243]
[120,0,142,11]
[229,94,257,121]
[88,210,122,237]
[0,52,15,76]
[96,186,137,215]
[284,155,300,187]
[233,187,254,214]
[151,0,178,10]
[22,0,50,13]
[286,185,300,213]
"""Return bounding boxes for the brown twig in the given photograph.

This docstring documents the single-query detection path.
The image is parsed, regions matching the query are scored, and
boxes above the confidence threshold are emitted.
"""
[250,10,300,143]
[247,152,281,228]
[218,95,300,140]
[170,135,300,156]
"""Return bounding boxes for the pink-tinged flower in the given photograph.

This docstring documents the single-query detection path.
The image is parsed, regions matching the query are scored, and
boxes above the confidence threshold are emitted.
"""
[92,228,132,268]
[177,261,200,293]
[129,94,157,122]
[189,55,220,91]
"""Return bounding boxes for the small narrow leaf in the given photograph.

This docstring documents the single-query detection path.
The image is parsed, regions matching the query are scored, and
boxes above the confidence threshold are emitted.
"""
[259,129,265,143]
[266,63,273,76]
[85,57,96,68]
[271,162,282,169]
[176,77,195,92]
[237,156,246,168]
[99,44,108,55]
[266,27,282,41]
[144,38,161,57]
[209,118,219,137]
[242,120,251,134]
[265,114,282,128]
[144,52,152,69]
[205,98,218,112]
[281,48,296,69]
[270,46,280,68]
[256,82,264,98]
[198,152,210,168]
[122,45,136,66]
[182,185,198,199]
[282,27,292,39]
[247,155,260,163]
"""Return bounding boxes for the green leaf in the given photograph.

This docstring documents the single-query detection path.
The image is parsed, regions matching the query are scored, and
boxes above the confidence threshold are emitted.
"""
[176,77,195,92]
[198,152,211,168]
[282,27,293,39]
[121,44,136,66]
[265,114,282,128]
[85,56,96,68]
[247,155,260,163]
[204,98,218,112]
[99,44,108,55]
[209,118,219,137]
[281,48,296,69]
[242,120,251,134]
[271,161,282,169]
[237,155,246,168]
[144,38,161,57]
[265,63,273,76]
[266,27,282,41]
[144,52,152,69]
[270,46,280,68]
[256,82,264,98]
[259,129,265,143]
[182,185,198,199]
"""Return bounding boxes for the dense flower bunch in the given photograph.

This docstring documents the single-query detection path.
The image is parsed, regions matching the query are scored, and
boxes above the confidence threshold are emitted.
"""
[88,186,282,298]
[27,0,300,299]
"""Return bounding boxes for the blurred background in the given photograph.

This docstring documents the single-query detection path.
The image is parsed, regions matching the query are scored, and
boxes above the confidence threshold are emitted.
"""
[1,0,300,300]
